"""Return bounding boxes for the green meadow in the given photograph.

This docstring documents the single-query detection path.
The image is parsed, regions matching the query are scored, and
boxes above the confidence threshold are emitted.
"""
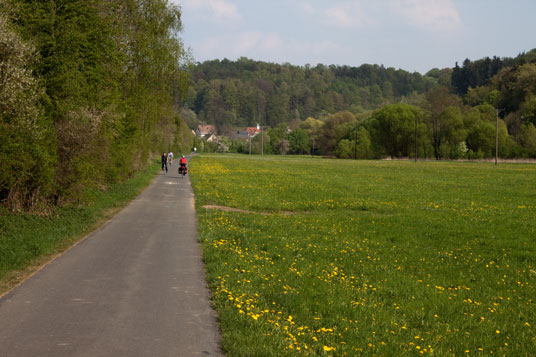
[190,155,535,356]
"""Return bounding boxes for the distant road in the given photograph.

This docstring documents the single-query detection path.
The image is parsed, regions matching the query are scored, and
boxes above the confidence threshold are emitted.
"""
[0,164,222,356]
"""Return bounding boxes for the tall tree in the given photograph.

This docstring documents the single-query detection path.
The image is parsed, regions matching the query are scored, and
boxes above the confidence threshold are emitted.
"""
[424,85,462,159]
[438,106,466,158]
[300,117,324,155]
[2,0,192,208]
[370,103,425,158]
[288,128,309,154]
[318,111,355,155]
[0,6,55,209]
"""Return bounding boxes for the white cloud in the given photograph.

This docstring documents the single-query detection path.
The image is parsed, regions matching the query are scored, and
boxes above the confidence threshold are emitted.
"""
[177,0,242,24]
[390,0,461,31]
[195,31,339,63]
[196,32,268,59]
[324,2,377,28]
[298,0,315,15]
[314,0,460,32]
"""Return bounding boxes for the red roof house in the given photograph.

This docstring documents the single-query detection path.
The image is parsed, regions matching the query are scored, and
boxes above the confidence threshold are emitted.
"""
[196,125,216,138]
[246,127,260,136]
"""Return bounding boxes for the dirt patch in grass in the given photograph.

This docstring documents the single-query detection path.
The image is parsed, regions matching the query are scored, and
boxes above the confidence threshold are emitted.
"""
[202,205,295,216]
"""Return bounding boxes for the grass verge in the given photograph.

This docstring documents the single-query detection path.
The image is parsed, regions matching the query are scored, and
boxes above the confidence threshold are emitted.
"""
[190,154,536,356]
[0,160,160,296]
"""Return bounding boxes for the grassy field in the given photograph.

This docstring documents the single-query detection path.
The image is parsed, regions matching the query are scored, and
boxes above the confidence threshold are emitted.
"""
[190,155,535,356]
[0,161,160,295]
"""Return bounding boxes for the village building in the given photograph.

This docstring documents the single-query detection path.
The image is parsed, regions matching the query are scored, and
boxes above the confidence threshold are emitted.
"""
[246,127,260,136]
[195,124,216,138]
[205,134,218,143]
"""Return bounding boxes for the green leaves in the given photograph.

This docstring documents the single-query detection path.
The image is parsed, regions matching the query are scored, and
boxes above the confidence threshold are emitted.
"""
[1,0,192,210]
[370,103,424,158]
[187,59,434,130]
[0,8,55,210]
[288,128,309,155]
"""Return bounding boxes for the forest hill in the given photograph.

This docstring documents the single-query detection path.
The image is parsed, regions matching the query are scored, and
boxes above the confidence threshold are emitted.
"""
[183,53,536,159]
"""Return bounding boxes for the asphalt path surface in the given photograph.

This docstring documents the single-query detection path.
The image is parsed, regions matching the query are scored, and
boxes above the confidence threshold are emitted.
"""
[0,163,223,356]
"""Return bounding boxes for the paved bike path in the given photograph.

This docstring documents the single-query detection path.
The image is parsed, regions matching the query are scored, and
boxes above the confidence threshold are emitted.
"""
[0,166,222,356]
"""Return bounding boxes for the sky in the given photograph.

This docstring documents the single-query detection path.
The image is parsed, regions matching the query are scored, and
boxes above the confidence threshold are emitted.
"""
[172,0,536,74]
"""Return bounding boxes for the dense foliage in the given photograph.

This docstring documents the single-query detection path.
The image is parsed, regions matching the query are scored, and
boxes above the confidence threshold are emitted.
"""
[451,51,536,95]
[0,0,192,211]
[182,58,436,131]
[184,51,536,160]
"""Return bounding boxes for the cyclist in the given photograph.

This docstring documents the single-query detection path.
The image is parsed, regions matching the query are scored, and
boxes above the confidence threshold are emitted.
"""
[168,151,173,166]
[179,155,187,175]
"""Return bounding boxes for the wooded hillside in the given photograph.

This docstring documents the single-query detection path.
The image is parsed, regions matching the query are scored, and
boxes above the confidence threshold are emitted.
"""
[181,58,438,131]
[0,0,192,211]
[183,51,536,160]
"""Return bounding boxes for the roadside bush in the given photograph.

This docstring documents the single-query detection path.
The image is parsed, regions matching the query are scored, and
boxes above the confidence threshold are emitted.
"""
[0,13,56,211]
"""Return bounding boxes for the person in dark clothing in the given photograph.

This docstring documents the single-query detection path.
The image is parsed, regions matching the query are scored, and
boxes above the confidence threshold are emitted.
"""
[161,152,168,173]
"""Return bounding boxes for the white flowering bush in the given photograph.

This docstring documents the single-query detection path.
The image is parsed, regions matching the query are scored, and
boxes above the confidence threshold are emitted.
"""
[0,10,55,211]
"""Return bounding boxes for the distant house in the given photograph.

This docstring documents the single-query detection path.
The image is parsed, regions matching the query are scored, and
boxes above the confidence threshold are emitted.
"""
[205,134,218,143]
[196,125,216,138]
[246,127,260,136]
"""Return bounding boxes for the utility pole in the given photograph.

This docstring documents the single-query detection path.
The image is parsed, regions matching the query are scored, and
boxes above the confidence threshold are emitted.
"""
[415,116,418,162]
[354,120,358,159]
[495,108,504,165]
[312,127,315,156]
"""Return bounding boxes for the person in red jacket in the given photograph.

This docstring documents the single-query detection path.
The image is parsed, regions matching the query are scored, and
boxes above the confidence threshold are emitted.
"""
[178,155,187,175]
